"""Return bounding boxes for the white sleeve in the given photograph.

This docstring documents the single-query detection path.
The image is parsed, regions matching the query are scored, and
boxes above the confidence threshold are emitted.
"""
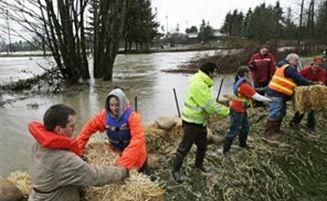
[252,93,271,102]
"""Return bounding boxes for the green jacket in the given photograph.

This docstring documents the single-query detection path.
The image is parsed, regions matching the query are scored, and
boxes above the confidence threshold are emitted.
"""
[181,70,229,126]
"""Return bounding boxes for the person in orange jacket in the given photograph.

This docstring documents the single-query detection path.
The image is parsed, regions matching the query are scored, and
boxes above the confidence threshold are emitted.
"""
[77,88,148,172]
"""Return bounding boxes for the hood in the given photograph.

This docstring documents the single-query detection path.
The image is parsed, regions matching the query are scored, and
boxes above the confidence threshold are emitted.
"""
[192,70,214,88]
[277,59,289,68]
[28,121,82,156]
[105,88,129,118]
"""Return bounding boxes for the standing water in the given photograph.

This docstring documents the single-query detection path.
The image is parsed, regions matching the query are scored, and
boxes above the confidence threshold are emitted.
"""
[0,50,234,177]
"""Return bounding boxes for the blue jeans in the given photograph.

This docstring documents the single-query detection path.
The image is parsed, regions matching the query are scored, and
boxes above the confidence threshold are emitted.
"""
[267,97,287,121]
[225,108,250,144]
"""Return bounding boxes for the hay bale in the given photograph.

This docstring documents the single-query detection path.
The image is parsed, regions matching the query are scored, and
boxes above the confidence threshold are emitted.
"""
[7,171,31,196]
[144,123,182,153]
[0,178,24,201]
[6,143,164,201]
[84,142,164,201]
[294,85,327,112]
[154,116,180,130]
[218,96,230,106]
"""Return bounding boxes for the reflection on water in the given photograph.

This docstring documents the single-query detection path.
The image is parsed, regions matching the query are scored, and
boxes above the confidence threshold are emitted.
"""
[0,50,233,177]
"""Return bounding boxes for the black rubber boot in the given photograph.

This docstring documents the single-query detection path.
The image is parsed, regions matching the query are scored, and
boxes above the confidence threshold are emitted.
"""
[239,132,253,149]
[223,138,233,159]
[172,152,185,183]
[194,149,209,173]
[289,112,304,128]
[263,119,279,140]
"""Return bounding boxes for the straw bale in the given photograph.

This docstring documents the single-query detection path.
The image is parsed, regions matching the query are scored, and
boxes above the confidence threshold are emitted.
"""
[7,171,31,196]
[154,116,180,130]
[84,142,164,201]
[217,96,230,106]
[5,142,163,201]
[294,85,327,112]
[0,178,23,201]
[144,122,182,153]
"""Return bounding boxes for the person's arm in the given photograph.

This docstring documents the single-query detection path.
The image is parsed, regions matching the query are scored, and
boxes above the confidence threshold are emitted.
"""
[116,112,147,170]
[252,93,271,102]
[317,68,326,83]
[285,66,313,86]
[269,54,276,78]
[239,83,271,102]
[191,82,230,117]
[56,152,128,187]
[248,54,256,71]
[77,110,107,154]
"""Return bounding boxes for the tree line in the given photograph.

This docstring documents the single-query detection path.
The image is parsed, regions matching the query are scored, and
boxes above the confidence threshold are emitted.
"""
[220,0,327,46]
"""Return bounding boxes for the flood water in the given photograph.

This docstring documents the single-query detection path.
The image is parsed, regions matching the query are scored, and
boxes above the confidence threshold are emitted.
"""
[0,50,235,177]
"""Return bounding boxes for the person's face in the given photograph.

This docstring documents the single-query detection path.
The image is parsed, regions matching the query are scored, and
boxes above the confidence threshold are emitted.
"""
[312,64,319,73]
[245,71,252,80]
[289,57,299,66]
[56,114,77,137]
[260,48,268,56]
[209,69,218,78]
[109,96,120,116]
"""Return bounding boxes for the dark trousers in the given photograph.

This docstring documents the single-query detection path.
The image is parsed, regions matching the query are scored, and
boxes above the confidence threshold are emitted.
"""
[173,121,207,172]
[291,110,316,128]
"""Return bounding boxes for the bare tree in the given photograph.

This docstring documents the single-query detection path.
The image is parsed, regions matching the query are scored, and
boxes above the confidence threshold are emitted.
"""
[0,0,90,84]
[90,0,127,80]
[298,0,305,46]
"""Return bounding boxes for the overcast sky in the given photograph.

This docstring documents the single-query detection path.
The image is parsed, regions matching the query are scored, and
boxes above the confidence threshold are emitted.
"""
[152,0,297,33]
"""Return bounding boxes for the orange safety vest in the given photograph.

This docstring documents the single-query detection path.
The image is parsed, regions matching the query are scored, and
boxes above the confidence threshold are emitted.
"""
[268,65,297,96]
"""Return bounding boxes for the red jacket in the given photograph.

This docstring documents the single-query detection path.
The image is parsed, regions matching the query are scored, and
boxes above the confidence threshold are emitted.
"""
[299,66,326,83]
[28,121,82,156]
[77,109,147,170]
[229,82,256,112]
[248,52,276,82]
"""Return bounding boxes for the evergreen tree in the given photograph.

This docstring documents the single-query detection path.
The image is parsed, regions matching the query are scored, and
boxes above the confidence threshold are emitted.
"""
[185,26,198,34]
[220,11,232,35]
[245,3,282,42]
[220,10,244,36]
[198,20,214,42]
[282,7,298,40]
[124,0,160,51]
[243,8,253,38]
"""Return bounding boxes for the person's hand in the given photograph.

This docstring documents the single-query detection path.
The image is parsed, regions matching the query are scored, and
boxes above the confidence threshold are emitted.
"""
[122,167,129,179]
[114,166,129,185]
[81,154,88,162]
[218,106,230,117]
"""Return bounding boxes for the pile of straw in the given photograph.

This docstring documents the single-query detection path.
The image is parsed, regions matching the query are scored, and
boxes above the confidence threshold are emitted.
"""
[144,119,182,153]
[7,171,31,196]
[6,142,164,201]
[294,85,327,112]
[84,142,164,201]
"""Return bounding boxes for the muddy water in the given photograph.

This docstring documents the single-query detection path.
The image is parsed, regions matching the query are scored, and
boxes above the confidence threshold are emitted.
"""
[0,51,234,177]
